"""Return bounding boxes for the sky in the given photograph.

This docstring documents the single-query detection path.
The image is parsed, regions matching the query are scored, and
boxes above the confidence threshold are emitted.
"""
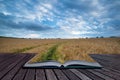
[0,0,120,38]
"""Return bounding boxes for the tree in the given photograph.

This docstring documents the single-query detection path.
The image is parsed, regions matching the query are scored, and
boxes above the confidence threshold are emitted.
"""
[96,36,99,38]
[100,36,104,38]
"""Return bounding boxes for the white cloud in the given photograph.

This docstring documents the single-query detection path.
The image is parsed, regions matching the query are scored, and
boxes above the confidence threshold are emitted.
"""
[57,16,93,35]
[91,11,100,17]
[31,3,54,22]
[2,11,11,15]
[11,2,54,23]
[35,3,53,14]
[38,6,48,13]
[71,31,81,35]
[25,34,40,38]
[89,0,106,18]
[43,3,52,9]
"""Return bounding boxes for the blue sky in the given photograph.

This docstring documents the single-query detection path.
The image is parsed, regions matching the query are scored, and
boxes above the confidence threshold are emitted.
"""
[0,0,120,38]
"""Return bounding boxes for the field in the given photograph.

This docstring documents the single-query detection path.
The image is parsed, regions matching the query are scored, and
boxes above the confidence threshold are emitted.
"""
[0,38,120,63]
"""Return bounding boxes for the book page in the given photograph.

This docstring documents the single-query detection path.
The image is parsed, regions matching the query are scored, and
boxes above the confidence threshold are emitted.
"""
[24,60,62,68]
[63,60,102,68]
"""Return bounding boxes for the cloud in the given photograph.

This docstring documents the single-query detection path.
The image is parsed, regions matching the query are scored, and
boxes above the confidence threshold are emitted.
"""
[0,13,53,31]
[25,34,40,38]
[71,31,81,35]
[57,16,94,35]
[0,0,120,38]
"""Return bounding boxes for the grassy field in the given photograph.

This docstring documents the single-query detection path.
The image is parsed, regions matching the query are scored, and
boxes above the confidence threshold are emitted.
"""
[0,37,120,63]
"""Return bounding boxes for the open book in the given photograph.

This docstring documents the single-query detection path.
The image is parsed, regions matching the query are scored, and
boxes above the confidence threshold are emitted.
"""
[24,57,102,69]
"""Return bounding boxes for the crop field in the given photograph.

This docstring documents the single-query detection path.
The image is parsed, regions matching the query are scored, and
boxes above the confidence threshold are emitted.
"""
[0,38,120,63]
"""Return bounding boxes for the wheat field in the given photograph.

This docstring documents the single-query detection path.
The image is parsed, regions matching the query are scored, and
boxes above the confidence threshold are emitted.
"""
[0,38,120,63]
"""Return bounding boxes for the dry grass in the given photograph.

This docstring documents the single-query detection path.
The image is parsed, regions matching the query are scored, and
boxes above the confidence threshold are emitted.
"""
[57,38,120,62]
[0,38,64,53]
[0,38,120,63]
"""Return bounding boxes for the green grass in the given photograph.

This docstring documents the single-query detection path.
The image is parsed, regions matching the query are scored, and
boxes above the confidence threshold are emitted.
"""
[13,45,41,53]
[40,43,63,62]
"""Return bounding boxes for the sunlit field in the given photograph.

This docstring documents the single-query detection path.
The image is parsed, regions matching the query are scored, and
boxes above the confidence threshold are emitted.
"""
[0,37,120,63]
